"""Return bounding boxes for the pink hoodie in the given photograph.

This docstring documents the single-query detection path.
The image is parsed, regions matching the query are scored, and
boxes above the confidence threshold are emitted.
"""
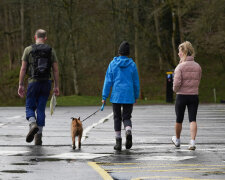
[173,56,202,95]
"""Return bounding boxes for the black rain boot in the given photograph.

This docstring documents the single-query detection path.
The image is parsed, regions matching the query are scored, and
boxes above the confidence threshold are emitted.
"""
[35,133,42,145]
[125,130,132,149]
[114,138,122,151]
[26,122,39,143]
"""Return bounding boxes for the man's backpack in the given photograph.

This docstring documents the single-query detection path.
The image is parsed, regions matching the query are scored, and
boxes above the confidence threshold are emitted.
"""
[29,44,52,80]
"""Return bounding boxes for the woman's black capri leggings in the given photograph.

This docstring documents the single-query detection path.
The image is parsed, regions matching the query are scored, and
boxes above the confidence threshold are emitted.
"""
[175,94,199,123]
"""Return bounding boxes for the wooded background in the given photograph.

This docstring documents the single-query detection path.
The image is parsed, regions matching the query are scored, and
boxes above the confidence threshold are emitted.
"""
[0,0,225,105]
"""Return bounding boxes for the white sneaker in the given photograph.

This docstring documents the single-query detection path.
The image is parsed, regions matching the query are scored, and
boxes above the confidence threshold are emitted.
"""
[188,141,196,150]
[171,136,180,147]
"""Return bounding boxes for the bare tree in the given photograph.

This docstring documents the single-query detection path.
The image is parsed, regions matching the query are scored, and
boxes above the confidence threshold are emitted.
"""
[133,0,143,99]
[168,0,178,66]
[20,0,24,53]
[177,0,184,43]
[3,4,12,70]
[153,0,163,71]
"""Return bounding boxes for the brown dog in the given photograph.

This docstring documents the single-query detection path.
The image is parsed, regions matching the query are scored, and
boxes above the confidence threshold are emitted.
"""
[71,117,83,149]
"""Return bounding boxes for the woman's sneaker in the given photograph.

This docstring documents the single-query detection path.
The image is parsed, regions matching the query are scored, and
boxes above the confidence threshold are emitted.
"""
[188,145,196,150]
[171,136,180,147]
[188,141,196,150]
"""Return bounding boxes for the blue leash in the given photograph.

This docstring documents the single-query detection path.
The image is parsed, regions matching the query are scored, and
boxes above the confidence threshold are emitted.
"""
[81,103,105,122]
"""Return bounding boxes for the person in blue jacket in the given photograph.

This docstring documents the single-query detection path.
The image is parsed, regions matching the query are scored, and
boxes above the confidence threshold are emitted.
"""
[102,41,140,151]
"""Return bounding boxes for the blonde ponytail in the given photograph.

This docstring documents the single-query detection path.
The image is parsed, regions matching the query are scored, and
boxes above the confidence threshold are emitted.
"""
[178,41,195,62]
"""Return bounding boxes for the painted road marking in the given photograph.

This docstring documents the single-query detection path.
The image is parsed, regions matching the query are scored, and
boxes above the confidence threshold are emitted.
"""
[136,156,196,161]
[88,162,113,180]
[101,163,225,169]
[48,152,109,160]
[6,115,22,119]
[81,112,113,143]
[91,162,225,179]
[132,144,225,152]
[0,150,29,156]
[0,123,5,127]
[105,167,225,173]
[131,176,223,180]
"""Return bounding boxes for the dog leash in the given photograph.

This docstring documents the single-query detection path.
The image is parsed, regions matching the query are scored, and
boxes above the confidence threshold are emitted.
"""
[81,103,105,122]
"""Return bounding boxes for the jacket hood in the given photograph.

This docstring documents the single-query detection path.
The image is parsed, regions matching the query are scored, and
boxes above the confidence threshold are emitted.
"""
[113,56,133,68]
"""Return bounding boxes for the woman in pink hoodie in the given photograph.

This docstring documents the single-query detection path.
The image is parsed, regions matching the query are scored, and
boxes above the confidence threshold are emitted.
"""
[172,41,202,150]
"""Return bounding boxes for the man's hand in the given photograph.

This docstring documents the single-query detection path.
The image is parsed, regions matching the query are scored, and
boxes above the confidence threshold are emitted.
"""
[52,62,59,96]
[54,87,60,96]
[18,85,25,98]
[18,61,27,98]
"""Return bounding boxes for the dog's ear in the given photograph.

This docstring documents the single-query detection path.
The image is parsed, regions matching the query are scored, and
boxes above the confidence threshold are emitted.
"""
[71,117,75,121]
[78,117,80,120]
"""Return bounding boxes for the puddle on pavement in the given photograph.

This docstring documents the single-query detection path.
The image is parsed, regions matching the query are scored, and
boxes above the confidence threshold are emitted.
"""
[203,171,225,175]
[30,158,63,162]
[1,170,28,173]
[11,163,33,166]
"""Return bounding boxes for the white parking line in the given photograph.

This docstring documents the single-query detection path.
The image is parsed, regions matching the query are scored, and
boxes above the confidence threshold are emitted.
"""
[48,152,109,160]
[0,123,5,127]
[81,112,113,143]
[6,115,22,120]
[136,156,196,161]
[0,150,29,156]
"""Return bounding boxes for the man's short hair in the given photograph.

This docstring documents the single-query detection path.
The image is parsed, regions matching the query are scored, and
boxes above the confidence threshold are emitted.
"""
[35,29,47,38]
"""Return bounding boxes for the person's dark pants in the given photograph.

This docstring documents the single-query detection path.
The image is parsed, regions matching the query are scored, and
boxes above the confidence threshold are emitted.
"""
[26,80,51,126]
[175,94,199,123]
[112,103,133,131]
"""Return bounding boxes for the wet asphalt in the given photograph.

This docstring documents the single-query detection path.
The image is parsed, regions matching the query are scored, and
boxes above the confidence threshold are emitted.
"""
[0,104,225,180]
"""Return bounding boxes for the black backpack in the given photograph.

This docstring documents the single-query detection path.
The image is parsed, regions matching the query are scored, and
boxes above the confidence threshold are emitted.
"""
[29,44,52,80]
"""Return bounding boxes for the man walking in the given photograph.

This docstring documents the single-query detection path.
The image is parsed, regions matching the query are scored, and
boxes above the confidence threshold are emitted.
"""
[18,29,59,145]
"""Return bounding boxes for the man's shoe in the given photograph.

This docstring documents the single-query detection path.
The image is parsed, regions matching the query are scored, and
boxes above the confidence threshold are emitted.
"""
[26,122,39,143]
[114,138,122,151]
[171,136,180,147]
[35,133,42,145]
[125,130,132,149]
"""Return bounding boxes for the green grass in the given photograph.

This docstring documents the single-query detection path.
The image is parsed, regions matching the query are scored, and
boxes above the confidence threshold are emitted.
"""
[47,95,104,106]
[46,95,168,107]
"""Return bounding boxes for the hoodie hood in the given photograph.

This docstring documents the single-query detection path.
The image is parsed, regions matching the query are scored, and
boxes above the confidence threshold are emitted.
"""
[113,56,133,68]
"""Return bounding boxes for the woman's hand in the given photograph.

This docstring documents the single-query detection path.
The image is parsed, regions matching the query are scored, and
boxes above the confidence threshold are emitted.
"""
[102,100,106,105]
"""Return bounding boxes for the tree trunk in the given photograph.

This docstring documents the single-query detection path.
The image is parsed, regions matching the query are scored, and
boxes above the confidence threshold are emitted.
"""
[3,5,12,70]
[68,0,79,95]
[220,55,225,71]
[170,1,178,66]
[177,0,184,43]
[133,0,142,99]
[111,0,118,56]
[20,0,24,54]
[72,32,80,95]
[153,1,163,71]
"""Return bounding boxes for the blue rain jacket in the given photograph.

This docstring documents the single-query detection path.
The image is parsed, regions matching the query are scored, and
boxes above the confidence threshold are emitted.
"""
[102,56,140,104]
